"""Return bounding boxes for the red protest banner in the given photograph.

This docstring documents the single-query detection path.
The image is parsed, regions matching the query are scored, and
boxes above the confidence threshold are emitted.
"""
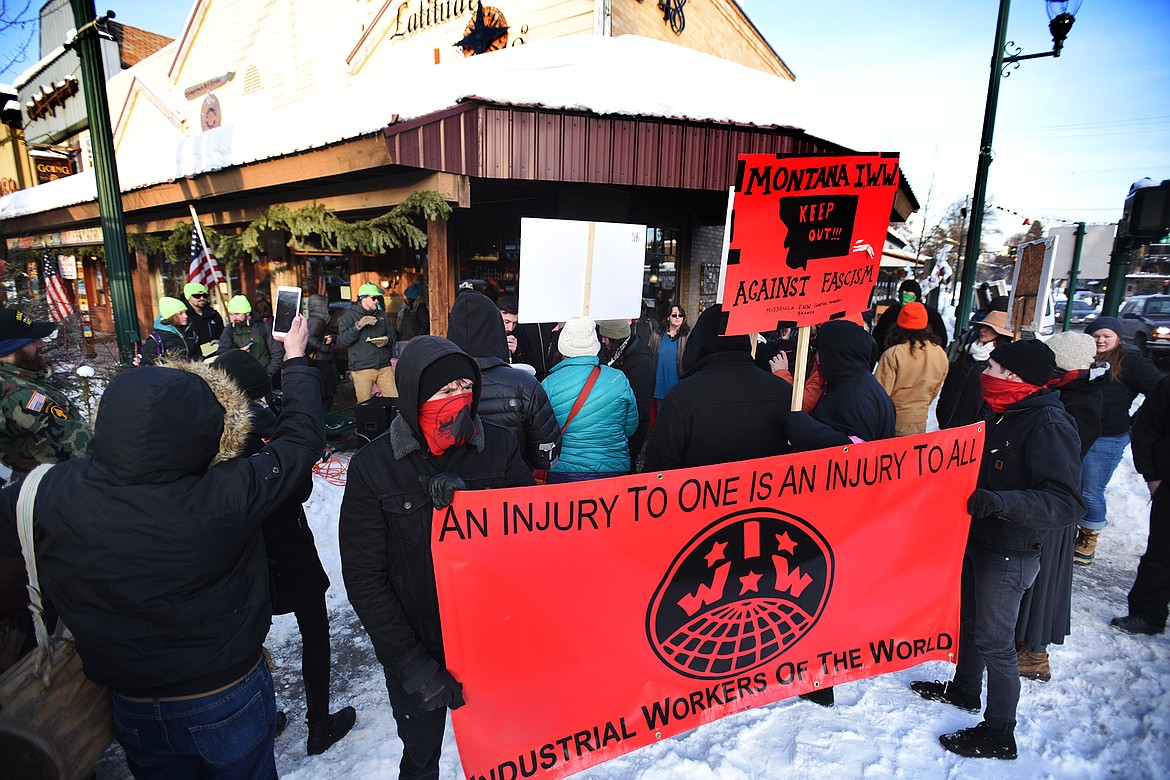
[722,153,900,332]
[433,426,981,780]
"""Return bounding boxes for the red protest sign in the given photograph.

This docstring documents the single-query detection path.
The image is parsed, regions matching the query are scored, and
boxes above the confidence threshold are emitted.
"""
[722,153,900,332]
[432,426,981,780]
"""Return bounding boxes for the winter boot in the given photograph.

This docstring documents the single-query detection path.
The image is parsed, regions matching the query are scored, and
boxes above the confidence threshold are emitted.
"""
[307,706,356,756]
[939,721,1017,760]
[1073,526,1100,566]
[1110,614,1165,636]
[1016,645,1051,682]
[909,679,981,713]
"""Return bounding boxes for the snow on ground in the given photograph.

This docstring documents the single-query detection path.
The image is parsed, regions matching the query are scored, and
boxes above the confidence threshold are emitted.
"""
[95,428,1169,780]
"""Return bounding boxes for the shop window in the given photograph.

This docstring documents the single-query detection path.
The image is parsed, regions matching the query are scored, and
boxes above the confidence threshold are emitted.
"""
[644,226,679,320]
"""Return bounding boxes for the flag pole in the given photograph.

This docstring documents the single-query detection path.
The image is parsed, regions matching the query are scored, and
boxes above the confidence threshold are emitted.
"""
[188,204,231,305]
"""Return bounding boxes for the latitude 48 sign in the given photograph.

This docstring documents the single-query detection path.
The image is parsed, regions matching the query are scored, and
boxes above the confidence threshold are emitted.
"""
[432,425,980,780]
[723,152,900,332]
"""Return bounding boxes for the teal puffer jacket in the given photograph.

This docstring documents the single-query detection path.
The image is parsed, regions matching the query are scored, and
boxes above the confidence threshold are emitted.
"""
[541,355,638,474]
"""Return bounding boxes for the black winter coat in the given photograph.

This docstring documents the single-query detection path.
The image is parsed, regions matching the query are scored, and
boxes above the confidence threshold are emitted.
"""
[969,389,1085,551]
[607,333,654,464]
[339,337,533,691]
[937,349,990,429]
[446,292,561,470]
[336,302,394,371]
[1130,375,1170,482]
[1052,371,1105,458]
[643,306,792,471]
[0,360,323,695]
[1098,347,1161,436]
[186,304,224,347]
[812,320,896,441]
[248,403,329,616]
[140,324,199,364]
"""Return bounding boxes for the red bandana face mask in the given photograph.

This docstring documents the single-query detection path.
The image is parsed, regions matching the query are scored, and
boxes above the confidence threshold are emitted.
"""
[980,372,1039,414]
[417,392,475,456]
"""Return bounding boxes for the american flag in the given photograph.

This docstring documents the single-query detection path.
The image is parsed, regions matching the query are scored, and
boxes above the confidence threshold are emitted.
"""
[42,247,74,322]
[187,223,225,289]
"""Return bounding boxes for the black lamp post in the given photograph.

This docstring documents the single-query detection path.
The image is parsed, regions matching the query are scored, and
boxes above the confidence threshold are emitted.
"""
[953,0,1082,336]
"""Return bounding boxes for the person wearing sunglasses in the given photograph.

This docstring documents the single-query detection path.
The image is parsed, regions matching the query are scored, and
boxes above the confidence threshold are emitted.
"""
[183,282,224,348]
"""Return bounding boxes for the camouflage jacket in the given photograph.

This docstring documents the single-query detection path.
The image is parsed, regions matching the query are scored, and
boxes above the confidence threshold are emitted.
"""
[0,362,91,484]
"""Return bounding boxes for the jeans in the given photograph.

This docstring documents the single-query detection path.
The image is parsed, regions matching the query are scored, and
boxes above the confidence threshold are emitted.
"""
[952,541,1041,734]
[112,659,277,780]
[385,669,448,780]
[1080,433,1129,531]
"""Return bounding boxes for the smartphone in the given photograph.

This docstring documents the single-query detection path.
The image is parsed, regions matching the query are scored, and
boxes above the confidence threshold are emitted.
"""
[272,286,302,338]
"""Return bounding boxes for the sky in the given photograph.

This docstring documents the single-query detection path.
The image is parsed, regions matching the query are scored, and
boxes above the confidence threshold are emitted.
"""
[2,0,1169,240]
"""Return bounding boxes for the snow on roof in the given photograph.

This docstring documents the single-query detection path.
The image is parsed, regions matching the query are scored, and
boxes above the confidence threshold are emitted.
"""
[0,34,890,223]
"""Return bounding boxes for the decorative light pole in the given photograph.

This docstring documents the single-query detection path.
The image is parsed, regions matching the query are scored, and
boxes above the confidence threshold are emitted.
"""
[954,0,1083,335]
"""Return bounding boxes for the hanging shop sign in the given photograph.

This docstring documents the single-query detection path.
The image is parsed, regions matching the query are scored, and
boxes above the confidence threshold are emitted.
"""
[183,71,235,101]
[434,425,980,779]
[34,158,74,184]
[722,152,900,332]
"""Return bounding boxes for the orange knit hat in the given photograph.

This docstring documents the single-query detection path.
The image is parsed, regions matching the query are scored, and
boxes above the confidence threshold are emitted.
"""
[897,301,928,331]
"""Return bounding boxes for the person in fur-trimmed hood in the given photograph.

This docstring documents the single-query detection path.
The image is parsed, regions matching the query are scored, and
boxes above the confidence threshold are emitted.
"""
[0,315,322,778]
[339,336,533,780]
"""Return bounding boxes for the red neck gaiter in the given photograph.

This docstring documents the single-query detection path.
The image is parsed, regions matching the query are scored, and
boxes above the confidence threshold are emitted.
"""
[417,392,475,456]
[980,372,1040,414]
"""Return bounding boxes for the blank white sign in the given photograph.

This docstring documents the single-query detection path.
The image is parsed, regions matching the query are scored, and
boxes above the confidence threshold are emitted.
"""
[518,217,646,323]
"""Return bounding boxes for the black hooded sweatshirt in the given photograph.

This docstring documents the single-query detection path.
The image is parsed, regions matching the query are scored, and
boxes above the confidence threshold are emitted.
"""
[643,307,793,471]
[339,336,533,691]
[446,291,561,470]
[812,320,896,442]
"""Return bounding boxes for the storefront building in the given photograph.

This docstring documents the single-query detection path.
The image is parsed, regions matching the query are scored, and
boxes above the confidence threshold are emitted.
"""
[0,0,916,338]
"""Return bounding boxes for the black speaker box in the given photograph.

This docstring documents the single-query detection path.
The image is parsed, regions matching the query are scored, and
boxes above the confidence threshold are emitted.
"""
[355,397,397,437]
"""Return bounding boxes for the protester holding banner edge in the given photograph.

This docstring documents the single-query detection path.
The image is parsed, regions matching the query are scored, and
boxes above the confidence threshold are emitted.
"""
[912,338,1084,760]
[339,335,534,779]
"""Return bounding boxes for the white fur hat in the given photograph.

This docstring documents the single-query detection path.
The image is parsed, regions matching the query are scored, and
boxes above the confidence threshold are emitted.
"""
[1046,331,1098,371]
[557,316,600,358]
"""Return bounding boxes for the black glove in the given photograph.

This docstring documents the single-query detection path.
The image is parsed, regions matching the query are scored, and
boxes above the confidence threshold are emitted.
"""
[967,489,1003,518]
[416,668,466,711]
[420,473,466,509]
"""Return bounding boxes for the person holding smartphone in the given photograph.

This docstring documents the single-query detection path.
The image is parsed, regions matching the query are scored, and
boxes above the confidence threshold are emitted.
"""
[218,295,284,385]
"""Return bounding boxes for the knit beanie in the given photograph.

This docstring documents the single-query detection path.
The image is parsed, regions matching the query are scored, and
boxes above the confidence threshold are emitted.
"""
[404,283,422,301]
[159,296,187,321]
[358,283,383,299]
[227,295,252,314]
[897,301,928,331]
[183,282,208,299]
[213,348,272,399]
[1046,331,1098,371]
[597,319,631,340]
[557,316,600,358]
[419,353,475,403]
[990,339,1057,386]
[1085,315,1123,338]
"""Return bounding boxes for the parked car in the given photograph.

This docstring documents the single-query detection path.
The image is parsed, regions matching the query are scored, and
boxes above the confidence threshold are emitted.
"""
[1118,294,1170,355]
[1055,299,1097,326]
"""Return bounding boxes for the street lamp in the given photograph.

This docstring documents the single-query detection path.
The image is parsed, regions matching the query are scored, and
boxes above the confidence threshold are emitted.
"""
[953,0,1083,336]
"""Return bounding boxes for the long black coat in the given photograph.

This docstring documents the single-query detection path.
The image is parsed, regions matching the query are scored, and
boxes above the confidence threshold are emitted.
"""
[446,291,561,471]
[248,403,329,616]
[339,337,533,689]
[937,350,990,429]
[0,360,322,695]
[643,307,792,471]
[607,333,654,464]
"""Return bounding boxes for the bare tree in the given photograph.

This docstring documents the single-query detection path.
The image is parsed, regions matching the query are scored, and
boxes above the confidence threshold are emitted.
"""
[1,1,38,78]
